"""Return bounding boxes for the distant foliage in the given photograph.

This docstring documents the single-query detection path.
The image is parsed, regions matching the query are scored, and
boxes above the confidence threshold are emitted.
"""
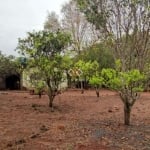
[0,51,19,77]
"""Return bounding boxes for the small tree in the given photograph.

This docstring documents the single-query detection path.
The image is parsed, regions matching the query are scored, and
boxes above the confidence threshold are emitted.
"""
[101,67,145,125]
[89,73,104,97]
[74,60,99,93]
[17,30,70,110]
[26,68,45,98]
[44,11,61,32]
[68,67,83,91]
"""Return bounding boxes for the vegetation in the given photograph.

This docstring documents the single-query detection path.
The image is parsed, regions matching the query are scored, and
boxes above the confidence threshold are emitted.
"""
[0,0,149,126]
[76,0,150,70]
[74,60,99,93]
[89,73,103,97]
[101,65,145,125]
[17,30,70,110]
[61,0,98,54]
[74,43,115,69]
[76,0,150,125]
[0,52,19,77]
[24,68,45,98]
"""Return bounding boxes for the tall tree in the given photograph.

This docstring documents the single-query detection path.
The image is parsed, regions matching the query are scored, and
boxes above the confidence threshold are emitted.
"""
[17,30,70,110]
[44,11,61,32]
[61,0,99,54]
[76,0,150,125]
[76,0,150,71]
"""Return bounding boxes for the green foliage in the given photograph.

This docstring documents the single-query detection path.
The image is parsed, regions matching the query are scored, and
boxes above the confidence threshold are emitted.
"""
[61,54,73,71]
[89,74,104,88]
[76,0,150,30]
[75,43,115,70]
[17,30,70,57]
[15,57,28,73]
[28,69,45,93]
[100,59,145,124]
[0,51,19,77]
[76,0,150,73]
[101,68,117,84]
[74,60,99,80]
[17,30,71,107]
[101,68,145,92]
[76,0,109,30]
[115,59,122,72]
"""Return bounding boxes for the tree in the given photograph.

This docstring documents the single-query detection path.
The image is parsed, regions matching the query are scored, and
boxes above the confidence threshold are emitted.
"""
[74,60,99,93]
[101,66,145,125]
[17,30,70,110]
[76,0,150,71]
[75,42,115,70]
[0,51,19,77]
[89,73,104,97]
[44,11,61,32]
[0,52,22,90]
[76,0,150,125]
[61,0,99,54]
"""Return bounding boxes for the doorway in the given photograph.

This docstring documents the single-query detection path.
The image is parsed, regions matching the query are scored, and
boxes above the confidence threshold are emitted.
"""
[5,75,20,90]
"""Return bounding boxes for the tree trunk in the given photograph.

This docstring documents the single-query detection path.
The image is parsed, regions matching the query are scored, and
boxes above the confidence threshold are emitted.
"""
[66,72,71,88]
[124,103,131,125]
[38,91,42,98]
[96,88,99,97]
[20,71,23,90]
[47,87,54,111]
[48,96,54,112]
[81,81,84,94]
[49,98,53,107]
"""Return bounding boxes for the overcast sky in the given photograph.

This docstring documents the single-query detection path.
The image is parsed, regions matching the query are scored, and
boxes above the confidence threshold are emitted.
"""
[0,0,68,56]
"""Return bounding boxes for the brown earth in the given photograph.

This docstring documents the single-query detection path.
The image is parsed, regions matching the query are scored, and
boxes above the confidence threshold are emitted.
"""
[0,89,149,150]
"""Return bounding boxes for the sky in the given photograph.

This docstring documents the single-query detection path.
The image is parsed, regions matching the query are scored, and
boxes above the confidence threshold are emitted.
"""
[0,0,68,56]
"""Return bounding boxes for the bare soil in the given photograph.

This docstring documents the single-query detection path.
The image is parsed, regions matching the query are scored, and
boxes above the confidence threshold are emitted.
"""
[0,89,149,150]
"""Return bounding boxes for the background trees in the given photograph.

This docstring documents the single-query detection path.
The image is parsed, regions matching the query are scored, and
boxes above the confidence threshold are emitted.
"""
[44,11,61,32]
[61,0,99,54]
[0,51,19,77]
[73,60,99,93]
[74,43,115,70]
[0,52,22,90]
[76,0,150,71]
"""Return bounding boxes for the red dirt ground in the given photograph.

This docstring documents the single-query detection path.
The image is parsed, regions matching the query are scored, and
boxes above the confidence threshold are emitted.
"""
[0,89,149,150]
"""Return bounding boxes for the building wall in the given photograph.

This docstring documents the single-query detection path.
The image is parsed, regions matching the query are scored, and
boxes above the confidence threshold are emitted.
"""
[0,77,6,90]
[22,70,68,90]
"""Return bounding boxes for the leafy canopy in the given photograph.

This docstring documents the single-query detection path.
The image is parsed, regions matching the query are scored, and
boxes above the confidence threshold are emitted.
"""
[101,68,145,92]
[17,30,71,91]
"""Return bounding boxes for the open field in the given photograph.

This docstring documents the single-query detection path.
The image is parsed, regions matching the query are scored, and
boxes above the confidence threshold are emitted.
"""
[0,89,149,150]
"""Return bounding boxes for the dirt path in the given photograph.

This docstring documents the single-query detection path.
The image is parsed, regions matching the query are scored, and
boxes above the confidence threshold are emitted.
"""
[0,90,149,150]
